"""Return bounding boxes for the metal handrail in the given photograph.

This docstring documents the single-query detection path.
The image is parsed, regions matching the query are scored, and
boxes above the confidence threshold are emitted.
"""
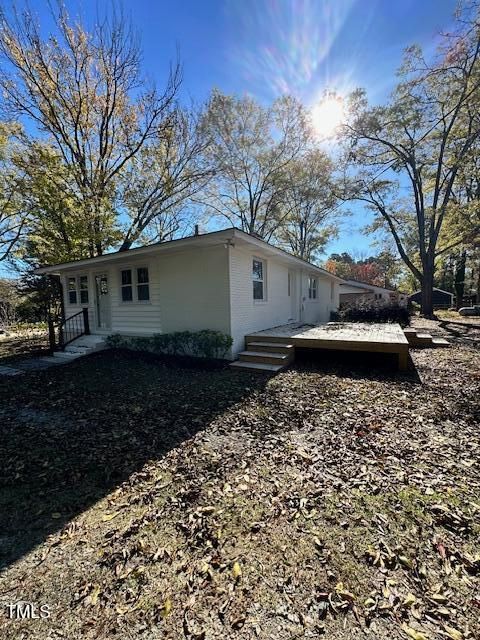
[48,308,90,351]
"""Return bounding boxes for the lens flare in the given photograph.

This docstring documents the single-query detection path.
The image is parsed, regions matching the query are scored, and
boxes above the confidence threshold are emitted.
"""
[225,0,356,98]
[311,95,344,137]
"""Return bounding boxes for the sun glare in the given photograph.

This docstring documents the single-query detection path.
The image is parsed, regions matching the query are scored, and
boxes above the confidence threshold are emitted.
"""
[311,95,344,138]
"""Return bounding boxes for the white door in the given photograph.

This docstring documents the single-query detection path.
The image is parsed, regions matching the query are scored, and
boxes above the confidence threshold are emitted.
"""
[95,273,111,329]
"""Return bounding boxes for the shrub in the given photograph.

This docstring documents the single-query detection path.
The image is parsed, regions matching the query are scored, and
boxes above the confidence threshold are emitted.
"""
[106,330,233,359]
[333,300,411,327]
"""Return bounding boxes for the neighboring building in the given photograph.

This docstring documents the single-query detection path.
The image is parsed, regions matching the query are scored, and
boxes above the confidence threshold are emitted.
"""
[408,288,454,310]
[35,228,342,358]
[339,279,408,307]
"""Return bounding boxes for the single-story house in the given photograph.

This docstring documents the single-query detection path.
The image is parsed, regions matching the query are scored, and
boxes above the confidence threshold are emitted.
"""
[339,279,408,307]
[408,288,454,310]
[35,228,343,358]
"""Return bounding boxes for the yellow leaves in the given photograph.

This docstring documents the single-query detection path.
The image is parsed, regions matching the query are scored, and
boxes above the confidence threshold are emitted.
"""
[232,561,242,581]
[402,593,417,608]
[443,626,463,640]
[159,597,172,619]
[401,623,429,640]
[101,512,119,522]
[88,584,101,606]
[334,582,355,602]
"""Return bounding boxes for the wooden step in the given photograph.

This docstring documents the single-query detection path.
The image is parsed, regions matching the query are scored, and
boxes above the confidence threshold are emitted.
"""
[245,334,292,345]
[229,361,284,373]
[238,350,290,366]
[415,333,433,346]
[403,328,419,345]
[431,337,450,347]
[246,341,294,353]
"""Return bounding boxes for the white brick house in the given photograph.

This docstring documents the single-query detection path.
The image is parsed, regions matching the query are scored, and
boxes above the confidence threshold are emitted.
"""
[36,228,342,358]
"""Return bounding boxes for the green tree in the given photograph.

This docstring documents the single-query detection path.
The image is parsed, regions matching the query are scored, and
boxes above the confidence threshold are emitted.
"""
[0,3,180,257]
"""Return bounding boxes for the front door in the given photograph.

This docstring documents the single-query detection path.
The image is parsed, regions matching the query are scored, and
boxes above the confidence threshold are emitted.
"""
[95,273,111,329]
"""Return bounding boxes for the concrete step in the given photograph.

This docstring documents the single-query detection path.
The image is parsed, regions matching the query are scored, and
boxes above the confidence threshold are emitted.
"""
[238,350,290,366]
[246,341,294,353]
[63,345,92,354]
[229,361,284,373]
[52,351,83,360]
[431,337,450,347]
[70,334,106,349]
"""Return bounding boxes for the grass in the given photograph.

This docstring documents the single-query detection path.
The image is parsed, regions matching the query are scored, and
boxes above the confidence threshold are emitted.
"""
[0,323,479,640]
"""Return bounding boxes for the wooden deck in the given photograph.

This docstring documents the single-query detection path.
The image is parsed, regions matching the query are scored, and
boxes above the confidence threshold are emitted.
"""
[245,322,410,371]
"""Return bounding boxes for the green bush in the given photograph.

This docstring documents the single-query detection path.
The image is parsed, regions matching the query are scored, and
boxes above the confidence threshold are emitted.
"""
[331,301,411,327]
[106,330,233,359]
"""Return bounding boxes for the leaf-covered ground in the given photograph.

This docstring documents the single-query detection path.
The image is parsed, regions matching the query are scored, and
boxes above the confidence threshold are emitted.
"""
[0,319,479,640]
[0,329,49,364]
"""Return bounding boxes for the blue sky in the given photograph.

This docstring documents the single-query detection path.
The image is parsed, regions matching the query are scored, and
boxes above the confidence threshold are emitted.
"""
[2,0,459,275]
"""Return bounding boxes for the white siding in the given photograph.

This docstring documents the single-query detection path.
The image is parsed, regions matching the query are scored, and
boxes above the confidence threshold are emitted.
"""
[61,245,231,342]
[228,245,340,355]
[59,240,339,360]
[156,245,230,335]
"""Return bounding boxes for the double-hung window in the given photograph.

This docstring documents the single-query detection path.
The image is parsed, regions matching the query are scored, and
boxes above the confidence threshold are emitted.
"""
[79,275,89,304]
[137,268,150,301]
[253,259,265,301]
[68,277,77,304]
[121,267,150,302]
[308,277,318,300]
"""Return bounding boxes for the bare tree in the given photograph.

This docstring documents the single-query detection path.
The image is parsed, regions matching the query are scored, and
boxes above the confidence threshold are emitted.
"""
[343,5,480,315]
[199,90,309,240]
[0,2,181,256]
[118,107,213,250]
[0,122,29,261]
[275,149,340,262]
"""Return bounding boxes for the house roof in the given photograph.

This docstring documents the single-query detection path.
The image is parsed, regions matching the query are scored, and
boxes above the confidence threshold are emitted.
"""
[34,227,344,282]
[409,287,454,297]
[339,278,407,296]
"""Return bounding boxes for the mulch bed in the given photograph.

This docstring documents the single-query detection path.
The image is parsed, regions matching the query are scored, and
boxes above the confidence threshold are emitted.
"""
[0,320,479,639]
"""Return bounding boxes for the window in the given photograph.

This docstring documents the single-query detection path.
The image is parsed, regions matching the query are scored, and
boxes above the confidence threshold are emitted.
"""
[121,269,133,301]
[330,281,334,301]
[68,277,77,304]
[288,272,291,297]
[252,259,265,300]
[79,275,89,304]
[121,267,150,302]
[308,277,317,300]
[137,267,150,301]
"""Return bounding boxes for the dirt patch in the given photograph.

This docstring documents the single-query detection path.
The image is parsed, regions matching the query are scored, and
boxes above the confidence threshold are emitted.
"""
[0,324,479,639]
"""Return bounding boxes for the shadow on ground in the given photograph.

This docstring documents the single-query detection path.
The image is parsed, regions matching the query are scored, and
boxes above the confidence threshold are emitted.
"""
[0,349,267,571]
[292,347,422,383]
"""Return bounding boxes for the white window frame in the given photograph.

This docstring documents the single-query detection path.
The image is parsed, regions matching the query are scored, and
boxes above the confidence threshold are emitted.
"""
[308,276,318,300]
[67,276,78,305]
[252,257,266,302]
[79,274,89,305]
[120,266,151,303]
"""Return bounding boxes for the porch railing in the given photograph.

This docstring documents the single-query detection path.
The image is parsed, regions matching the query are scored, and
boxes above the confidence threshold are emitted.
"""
[48,308,90,351]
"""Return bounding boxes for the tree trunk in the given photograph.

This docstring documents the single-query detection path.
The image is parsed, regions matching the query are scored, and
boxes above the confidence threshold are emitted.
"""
[420,263,435,317]
[454,250,466,310]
